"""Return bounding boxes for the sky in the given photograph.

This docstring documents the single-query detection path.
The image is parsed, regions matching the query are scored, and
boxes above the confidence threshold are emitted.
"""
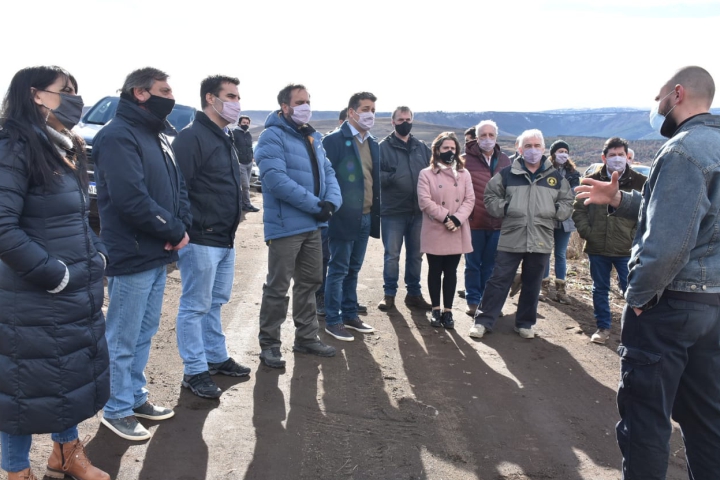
[2,0,719,113]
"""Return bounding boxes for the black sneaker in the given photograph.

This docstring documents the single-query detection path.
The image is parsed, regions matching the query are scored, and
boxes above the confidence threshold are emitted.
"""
[133,401,175,421]
[182,371,222,399]
[208,357,251,377]
[101,416,151,441]
[430,310,443,328]
[325,323,354,341]
[357,303,368,315]
[293,340,336,357]
[242,205,260,212]
[316,294,326,317]
[260,347,286,369]
[441,311,455,330]
[343,317,374,333]
[458,289,466,299]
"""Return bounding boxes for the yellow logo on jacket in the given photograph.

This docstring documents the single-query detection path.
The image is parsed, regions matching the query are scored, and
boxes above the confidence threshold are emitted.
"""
[547,177,557,187]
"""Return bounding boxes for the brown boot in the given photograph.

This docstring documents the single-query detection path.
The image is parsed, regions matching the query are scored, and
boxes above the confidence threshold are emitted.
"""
[555,279,571,304]
[377,295,395,311]
[508,273,522,297]
[539,278,553,302]
[404,294,432,311]
[46,438,110,480]
[8,468,37,480]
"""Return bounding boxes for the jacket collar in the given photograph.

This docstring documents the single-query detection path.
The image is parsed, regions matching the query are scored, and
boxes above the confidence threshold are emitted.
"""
[674,113,718,136]
[194,111,232,143]
[385,132,418,150]
[116,98,168,134]
[340,121,376,143]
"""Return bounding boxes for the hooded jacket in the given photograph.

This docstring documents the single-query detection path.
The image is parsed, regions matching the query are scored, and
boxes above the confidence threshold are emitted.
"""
[379,132,431,216]
[484,157,574,254]
[173,111,242,248]
[463,140,511,230]
[0,131,109,435]
[254,111,342,241]
[572,165,646,257]
[93,98,192,276]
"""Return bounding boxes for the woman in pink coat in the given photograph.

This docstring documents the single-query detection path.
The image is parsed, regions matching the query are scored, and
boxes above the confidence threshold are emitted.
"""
[417,132,475,329]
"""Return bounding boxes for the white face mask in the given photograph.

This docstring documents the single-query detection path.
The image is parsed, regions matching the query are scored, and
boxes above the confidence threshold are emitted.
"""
[555,152,569,164]
[290,103,312,125]
[606,155,627,174]
[522,147,543,165]
[649,89,677,134]
[355,111,375,131]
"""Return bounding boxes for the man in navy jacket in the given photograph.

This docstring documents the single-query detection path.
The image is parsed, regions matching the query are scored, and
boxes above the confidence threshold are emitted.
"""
[322,92,380,342]
[254,84,342,368]
[172,75,251,399]
[94,67,191,441]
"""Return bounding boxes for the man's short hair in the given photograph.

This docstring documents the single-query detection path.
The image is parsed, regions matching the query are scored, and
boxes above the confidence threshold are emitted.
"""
[277,84,307,107]
[120,67,169,98]
[464,127,476,139]
[518,129,544,149]
[476,120,499,137]
[348,92,377,112]
[338,108,348,122]
[200,75,240,109]
[392,106,413,121]
[667,66,715,107]
[602,137,629,156]
[239,115,250,123]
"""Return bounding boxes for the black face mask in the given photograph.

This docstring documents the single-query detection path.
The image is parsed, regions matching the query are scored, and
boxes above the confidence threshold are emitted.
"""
[142,94,175,120]
[52,93,84,130]
[394,121,412,137]
[439,150,455,164]
[240,124,249,131]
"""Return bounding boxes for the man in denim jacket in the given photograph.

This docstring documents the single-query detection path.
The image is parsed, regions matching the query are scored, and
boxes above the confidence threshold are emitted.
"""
[577,66,720,479]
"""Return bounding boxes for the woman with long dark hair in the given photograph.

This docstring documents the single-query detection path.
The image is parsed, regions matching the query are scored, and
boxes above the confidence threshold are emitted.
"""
[417,132,475,329]
[0,66,110,480]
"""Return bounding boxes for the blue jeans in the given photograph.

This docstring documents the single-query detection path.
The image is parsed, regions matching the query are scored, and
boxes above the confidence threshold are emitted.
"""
[464,229,500,304]
[544,228,572,280]
[104,266,167,419]
[381,214,423,297]
[177,244,234,375]
[325,214,371,325]
[617,298,720,479]
[1,426,77,472]
[588,254,629,329]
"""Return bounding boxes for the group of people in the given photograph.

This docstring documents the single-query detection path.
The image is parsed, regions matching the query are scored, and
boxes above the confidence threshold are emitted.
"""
[0,64,719,480]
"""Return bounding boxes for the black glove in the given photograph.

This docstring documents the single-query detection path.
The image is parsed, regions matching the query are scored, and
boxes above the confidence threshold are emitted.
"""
[448,215,461,227]
[314,201,335,222]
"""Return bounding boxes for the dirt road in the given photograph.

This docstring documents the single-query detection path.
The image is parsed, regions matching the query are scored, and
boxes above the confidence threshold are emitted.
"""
[25,192,688,480]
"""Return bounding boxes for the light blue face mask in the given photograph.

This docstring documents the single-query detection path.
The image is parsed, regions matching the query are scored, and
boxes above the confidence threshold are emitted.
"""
[649,90,677,133]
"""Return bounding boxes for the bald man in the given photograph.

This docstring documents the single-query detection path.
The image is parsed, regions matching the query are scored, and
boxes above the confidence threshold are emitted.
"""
[577,66,720,479]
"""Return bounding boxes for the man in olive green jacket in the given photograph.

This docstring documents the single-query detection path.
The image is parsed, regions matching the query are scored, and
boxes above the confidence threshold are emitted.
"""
[573,137,647,344]
[470,129,574,340]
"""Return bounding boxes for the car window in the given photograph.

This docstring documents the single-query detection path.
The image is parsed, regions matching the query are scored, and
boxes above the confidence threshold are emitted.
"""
[167,106,195,131]
[83,97,119,125]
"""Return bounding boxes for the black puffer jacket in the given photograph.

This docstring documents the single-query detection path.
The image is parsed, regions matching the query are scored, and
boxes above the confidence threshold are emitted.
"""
[232,127,253,165]
[93,99,192,276]
[0,132,110,435]
[173,112,242,247]
[379,133,431,216]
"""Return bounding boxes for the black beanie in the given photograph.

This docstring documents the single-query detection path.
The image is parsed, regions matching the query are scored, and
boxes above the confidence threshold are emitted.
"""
[550,140,570,156]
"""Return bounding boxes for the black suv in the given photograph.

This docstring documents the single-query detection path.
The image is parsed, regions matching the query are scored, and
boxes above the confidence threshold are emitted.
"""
[75,96,196,231]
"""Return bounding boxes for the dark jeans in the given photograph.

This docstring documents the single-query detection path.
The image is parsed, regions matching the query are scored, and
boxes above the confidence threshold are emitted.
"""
[617,297,720,479]
[589,254,629,330]
[464,229,501,305]
[426,253,461,309]
[381,215,423,297]
[474,251,550,330]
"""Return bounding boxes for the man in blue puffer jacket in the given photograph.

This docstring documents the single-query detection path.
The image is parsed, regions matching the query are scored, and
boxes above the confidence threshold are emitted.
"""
[255,83,342,368]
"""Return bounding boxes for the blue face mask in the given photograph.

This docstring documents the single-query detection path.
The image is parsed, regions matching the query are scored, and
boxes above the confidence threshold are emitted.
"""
[649,90,677,136]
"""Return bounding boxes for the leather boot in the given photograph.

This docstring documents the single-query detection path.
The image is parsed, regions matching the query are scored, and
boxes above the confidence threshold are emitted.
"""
[508,274,522,297]
[555,279,571,304]
[539,278,553,302]
[8,468,37,480]
[46,438,110,480]
[377,295,395,311]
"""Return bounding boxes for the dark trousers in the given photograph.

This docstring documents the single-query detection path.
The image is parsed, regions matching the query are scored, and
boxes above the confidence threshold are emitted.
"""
[617,297,720,480]
[474,251,550,330]
[316,227,330,298]
[426,254,461,309]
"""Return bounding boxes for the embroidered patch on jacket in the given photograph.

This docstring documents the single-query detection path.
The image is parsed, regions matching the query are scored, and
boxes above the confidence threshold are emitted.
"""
[547,177,558,187]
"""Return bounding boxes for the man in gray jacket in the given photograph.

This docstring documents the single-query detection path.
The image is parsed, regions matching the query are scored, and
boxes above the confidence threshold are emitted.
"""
[577,66,720,480]
[469,129,574,340]
[377,106,432,312]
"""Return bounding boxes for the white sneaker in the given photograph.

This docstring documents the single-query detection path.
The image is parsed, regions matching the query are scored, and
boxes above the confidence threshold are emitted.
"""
[591,328,610,344]
[514,326,535,339]
[469,323,486,339]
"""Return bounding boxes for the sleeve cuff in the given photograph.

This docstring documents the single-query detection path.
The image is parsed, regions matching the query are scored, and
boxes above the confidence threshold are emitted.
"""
[48,261,69,294]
